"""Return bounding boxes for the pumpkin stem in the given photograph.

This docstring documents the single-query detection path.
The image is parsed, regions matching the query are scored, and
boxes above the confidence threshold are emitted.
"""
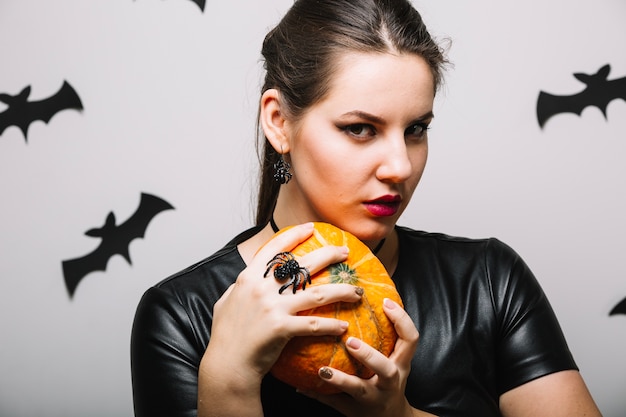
[330,263,359,285]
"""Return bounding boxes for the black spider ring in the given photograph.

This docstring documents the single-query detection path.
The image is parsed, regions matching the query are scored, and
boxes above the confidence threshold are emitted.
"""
[263,251,311,294]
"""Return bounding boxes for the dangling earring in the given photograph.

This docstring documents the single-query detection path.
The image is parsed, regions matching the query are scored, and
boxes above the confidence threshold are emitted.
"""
[273,153,292,184]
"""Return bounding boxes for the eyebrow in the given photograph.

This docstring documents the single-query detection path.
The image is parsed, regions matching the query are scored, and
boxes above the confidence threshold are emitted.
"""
[339,110,435,124]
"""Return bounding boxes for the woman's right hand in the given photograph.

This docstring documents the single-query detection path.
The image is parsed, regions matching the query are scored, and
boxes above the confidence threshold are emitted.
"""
[200,222,364,387]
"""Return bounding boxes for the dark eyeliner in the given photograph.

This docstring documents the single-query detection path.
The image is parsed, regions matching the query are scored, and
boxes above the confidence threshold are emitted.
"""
[406,121,430,137]
[340,123,376,138]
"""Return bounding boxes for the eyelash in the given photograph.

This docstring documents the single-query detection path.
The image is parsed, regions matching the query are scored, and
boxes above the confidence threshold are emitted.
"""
[406,123,430,139]
[341,123,430,140]
[343,124,376,138]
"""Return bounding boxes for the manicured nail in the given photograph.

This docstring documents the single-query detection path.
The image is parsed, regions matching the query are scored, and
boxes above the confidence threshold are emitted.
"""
[346,337,361,349]
[355,286,364,296]
[319,367,333,380]
[384,298,397,309]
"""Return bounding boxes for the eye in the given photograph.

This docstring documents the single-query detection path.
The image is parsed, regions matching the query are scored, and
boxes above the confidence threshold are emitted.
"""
[405,122,430,140]
[342,123,376,139]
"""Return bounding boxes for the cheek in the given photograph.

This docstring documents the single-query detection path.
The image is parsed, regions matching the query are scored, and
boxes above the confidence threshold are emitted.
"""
[295,148,337,181]
[418,146,428,174]
[408,146,429,185]
[293,129,352,181]
[297,156,359,202]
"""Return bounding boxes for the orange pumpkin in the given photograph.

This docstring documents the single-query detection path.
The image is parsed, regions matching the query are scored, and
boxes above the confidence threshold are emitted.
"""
[269,222,403,394]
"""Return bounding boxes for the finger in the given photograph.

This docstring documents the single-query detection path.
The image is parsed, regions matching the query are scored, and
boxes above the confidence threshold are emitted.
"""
[344,337,398,383]
[270,245,349,294]
[253,222,315,269]
[383,298,419,363]
[285,314,351,338]
[259,246,348,296]
[285,283,364,312]
[298,244,349,276]
[260,227,349,295]
[314,364,370,400]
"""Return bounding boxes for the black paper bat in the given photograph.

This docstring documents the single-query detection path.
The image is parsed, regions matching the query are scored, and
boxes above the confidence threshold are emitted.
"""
[536,64,626,128]
[190,0,205,11]
[62,193,174,297]
[0,80,83,141]
[141,0,205,11]
[609,297,626,316]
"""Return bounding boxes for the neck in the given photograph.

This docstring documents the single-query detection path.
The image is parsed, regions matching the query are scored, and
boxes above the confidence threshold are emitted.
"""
[269,216,280,233]
[374,228,400,276]
[269,214,391,258]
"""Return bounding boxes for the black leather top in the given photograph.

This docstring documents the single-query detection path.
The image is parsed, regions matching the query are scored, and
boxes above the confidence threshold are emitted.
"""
[131,226,577,417]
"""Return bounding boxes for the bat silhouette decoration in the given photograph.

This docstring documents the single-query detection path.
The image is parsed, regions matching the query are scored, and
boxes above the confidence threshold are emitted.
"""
[189,0,205,11]
[609,297,626,317]
[141,0,205,12]
[0,80,83,141]
[536,64,626,128]
[62,193,174,298]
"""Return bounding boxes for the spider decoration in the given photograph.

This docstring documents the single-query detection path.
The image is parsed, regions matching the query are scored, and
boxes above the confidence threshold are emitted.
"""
[273,157,292,184]
[264,252,311,294]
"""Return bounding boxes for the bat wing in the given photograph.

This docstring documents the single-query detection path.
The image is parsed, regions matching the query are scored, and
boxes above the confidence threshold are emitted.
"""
[0,81,83,140]
[62,244,111,298]
[62,193,174,298]
[29,80,83,125]
[0,86,31,137]
[118,193,175,242]
[538,75,626,128]
[191,0,206,11]
[605,77,626,111]
[0,108,12,137]
[609,297,626,316]
[536,90,591,128]
[574,76,626,118]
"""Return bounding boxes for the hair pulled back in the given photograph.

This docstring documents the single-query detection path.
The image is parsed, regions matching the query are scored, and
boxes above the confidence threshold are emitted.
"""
[255,0,448,226]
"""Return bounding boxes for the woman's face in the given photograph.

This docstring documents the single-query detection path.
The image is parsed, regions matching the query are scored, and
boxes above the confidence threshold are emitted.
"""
[280,51,435,244]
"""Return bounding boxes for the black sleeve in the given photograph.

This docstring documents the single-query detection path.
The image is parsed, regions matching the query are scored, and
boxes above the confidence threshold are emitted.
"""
[131,287,203,417]
[487,239,578,394]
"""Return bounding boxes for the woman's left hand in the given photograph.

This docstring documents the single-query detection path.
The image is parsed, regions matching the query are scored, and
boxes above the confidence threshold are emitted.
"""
[302,298,433,417]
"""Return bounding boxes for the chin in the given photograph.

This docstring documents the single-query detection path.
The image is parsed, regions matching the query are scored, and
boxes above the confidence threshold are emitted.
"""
[344,221,393,243]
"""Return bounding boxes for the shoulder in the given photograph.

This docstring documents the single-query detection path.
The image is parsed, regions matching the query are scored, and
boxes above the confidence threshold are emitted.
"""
[132,226,261,349]
[395,227,577,395]
[395,225,519,264]
[394,226,537,306]
[139,226,261,313]
[160,227,259,286]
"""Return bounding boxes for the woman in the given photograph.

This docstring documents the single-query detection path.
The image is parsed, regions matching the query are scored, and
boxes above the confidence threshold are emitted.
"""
[131,1,602,416]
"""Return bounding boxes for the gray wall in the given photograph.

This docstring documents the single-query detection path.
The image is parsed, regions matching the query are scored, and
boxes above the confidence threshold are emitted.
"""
[1,0,624,416]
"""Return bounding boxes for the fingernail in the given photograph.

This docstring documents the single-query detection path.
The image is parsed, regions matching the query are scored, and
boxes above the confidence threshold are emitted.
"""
[346,336,361,349]
[355,286,364,296]
[384,298,397,309]
[319,367,333,380]
[339,321,349,331]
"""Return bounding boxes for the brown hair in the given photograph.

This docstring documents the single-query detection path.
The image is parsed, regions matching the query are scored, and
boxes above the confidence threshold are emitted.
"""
[255,0,448,226]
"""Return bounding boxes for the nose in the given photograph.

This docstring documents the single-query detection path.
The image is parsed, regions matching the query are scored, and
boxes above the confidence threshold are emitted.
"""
[375,136,415,183]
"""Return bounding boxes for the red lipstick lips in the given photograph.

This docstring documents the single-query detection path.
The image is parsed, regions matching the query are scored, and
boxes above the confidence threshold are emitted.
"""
[364,195,402,217]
